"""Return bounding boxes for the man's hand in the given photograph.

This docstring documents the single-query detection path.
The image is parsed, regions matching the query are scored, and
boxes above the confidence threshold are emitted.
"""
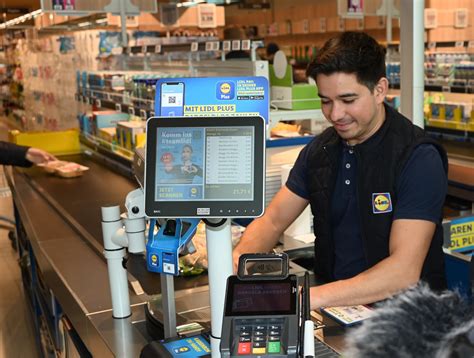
[232,186,309,274]
[25,148,56,165]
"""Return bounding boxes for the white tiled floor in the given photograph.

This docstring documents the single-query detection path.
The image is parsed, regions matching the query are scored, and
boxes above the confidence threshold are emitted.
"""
[0,169,39,358]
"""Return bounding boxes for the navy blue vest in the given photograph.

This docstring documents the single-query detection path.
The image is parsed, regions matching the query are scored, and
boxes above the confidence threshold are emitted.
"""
[306,105,448,290]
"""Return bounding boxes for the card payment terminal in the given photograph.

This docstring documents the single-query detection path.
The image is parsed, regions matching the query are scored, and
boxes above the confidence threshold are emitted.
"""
[220,254,299,357]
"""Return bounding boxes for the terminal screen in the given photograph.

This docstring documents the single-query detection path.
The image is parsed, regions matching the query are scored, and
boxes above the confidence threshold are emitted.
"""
[231,282,291,314]
[224,276,297,316]
[155,126,254,202]
[144,116,265,218]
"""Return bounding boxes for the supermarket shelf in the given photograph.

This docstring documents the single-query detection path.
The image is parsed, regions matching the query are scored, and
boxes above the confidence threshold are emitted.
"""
[389,83,474,94]
[76,92,154,119]
[267,135,314,148]
[269,108,324,122]
[425,125,474,141]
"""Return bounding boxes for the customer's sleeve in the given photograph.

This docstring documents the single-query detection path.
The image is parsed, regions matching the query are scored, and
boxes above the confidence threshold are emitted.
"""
[0,141,33,167]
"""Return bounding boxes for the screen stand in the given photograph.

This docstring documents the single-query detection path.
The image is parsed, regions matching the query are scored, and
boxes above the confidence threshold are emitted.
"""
[205,218,233,358]
[161,274,177,338]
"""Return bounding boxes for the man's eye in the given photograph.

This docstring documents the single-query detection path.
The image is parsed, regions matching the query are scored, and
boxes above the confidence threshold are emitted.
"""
[342,99,355,104]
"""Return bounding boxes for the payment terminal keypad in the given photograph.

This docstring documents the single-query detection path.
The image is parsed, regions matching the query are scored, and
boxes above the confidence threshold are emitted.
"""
[234,318,285,355]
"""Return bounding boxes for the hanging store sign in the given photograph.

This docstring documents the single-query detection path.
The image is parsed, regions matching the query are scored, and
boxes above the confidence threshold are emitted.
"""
[41,0,156,14]
[454,8,468,29]
[424,8,438,29]
[197,3,217,28]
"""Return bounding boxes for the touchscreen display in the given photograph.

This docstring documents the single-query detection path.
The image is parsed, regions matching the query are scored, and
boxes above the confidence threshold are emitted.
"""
[155,126,254,202]
[230,282,293,315]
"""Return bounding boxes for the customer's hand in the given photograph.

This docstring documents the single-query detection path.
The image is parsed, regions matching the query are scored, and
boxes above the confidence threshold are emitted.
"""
[25,147,56,165]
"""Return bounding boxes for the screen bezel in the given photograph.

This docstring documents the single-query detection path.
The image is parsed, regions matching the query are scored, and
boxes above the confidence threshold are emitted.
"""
[224,275,298,317]
[144,115,265,218]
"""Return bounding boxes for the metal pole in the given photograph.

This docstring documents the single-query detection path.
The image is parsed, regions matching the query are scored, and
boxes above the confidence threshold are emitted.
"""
[119,0,128,47]
[161,274,177,338]
[400,0,425,128]
[205,219,233,358]
[101,206,131,319]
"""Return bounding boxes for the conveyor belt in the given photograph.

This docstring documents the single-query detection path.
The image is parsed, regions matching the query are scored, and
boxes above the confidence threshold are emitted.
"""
[22,153,135,248]
[17,153,209,295]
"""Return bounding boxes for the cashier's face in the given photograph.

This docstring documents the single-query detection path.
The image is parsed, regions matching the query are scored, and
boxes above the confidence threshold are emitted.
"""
[316,72,388,146]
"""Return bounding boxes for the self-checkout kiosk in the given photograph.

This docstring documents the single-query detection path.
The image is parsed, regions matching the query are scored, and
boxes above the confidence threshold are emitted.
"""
[101,77,320,357]
[143,115,266,356]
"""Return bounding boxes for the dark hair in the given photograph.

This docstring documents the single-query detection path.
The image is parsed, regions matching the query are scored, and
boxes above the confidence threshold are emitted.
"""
[266,42,279,56]
[306,32,386,91]
[182,144,193,152]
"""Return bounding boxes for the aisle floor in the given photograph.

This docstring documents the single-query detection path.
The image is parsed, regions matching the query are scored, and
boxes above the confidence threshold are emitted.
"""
[0,123,39,357]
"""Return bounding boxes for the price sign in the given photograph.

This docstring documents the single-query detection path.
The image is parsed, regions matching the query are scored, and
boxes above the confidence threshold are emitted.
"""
[212,41,220,51]
[191,42,199,52]
[319,17,327,33]
[442,85,451,93]
[115,103,122,112]
[128,107,136,116]
[140,109,147,119]
[95,99,101,108]
[468,40,474,49]
[428,42,436,50]
[222,41,231,52]
[241,40,251,51]
[302,19,309,34]
[142,45,148,54]
[455,41,464,48]
[205,42,213,51]
[231,40,241,51]
[154,44,162,54]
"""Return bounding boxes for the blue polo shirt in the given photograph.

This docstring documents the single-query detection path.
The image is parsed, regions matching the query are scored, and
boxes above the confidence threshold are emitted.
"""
[286,134,447,280]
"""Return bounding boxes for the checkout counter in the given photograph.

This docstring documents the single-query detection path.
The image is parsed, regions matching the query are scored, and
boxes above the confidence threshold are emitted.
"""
[7,154,345,356]
[8,133,473,357]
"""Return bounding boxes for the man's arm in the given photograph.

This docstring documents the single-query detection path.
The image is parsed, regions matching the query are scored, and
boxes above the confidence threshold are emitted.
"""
[310,218,435,309]
[233,186,309,271]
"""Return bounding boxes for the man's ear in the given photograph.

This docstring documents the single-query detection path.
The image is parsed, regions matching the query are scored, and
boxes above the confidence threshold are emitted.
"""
[374,77,388,104]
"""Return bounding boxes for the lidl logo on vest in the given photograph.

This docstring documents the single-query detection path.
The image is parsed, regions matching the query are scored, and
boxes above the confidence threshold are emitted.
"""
[372,193,393,214]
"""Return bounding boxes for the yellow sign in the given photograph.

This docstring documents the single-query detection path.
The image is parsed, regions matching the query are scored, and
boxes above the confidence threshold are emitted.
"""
[449,217,474,252]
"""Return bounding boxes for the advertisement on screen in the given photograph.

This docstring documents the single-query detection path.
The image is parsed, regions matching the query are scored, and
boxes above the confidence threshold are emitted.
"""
[154,76,269,123]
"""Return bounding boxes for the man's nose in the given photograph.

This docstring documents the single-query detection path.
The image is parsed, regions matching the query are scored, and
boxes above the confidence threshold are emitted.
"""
[330,102,345,122]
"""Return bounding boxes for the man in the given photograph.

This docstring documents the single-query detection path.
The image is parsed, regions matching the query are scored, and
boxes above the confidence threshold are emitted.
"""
[233,32,448,310]
[0,141,56,167]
